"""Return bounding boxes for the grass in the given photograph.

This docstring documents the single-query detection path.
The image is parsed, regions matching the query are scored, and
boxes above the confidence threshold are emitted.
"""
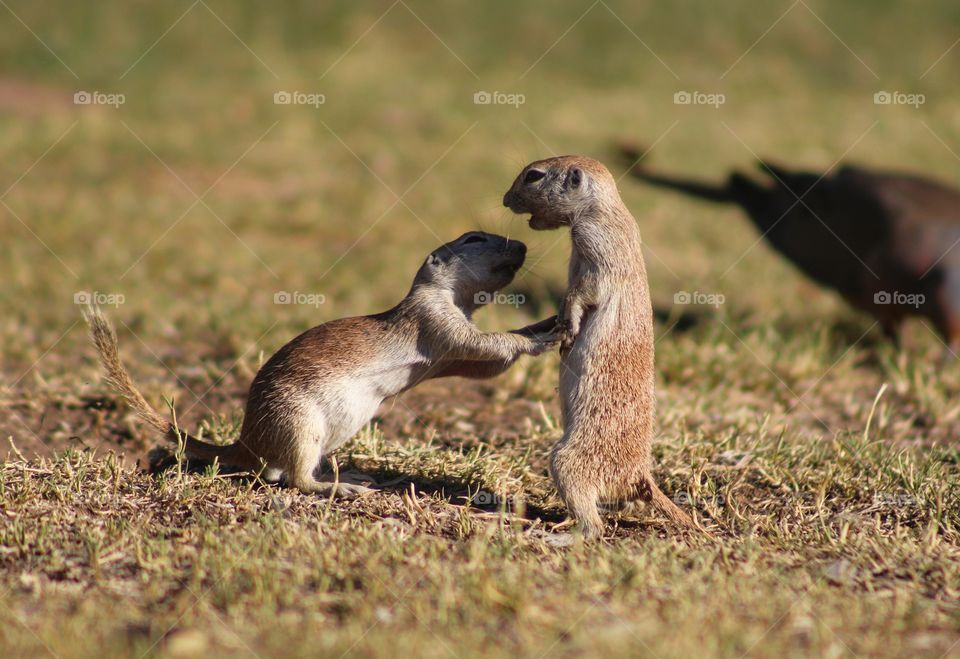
[2,0,960,656]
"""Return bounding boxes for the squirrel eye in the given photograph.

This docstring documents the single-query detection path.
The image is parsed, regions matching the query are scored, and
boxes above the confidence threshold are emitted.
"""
[523,169,546,184]
[463,235,487,244]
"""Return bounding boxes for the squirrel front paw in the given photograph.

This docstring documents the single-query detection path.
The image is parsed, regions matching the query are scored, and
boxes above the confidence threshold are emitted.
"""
[526,328,561,356]
[556,311,580,352]
[559,329,577,352]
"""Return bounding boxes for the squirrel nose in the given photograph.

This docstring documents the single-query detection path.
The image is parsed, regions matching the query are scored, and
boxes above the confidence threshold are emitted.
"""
[506,240,526,255]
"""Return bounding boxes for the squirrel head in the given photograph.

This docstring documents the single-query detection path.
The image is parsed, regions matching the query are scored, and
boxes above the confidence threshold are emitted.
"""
[415,232,526,310]
[502,156,620,230]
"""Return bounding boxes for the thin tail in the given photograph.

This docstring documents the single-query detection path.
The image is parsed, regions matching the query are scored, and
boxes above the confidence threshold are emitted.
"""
[642,476,716,537]
[617,142,734,203]
[646,479,696,528]
[82,306,256,468]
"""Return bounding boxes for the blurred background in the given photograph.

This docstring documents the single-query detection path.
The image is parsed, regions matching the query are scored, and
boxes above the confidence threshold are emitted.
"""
[3,0,960,455]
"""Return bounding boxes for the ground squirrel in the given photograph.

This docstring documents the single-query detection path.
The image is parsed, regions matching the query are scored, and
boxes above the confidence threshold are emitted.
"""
[620,144,960,352]
[85,232,557,497]
[503,156,694,537]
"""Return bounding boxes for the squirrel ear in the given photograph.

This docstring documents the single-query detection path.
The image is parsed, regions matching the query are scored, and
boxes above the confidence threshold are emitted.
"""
[568,167,583,189]
[427,253,443,267]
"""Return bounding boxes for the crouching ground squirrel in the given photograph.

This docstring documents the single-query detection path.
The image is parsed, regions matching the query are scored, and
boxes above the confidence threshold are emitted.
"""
[85,232,558,497]
[503,156,695,537]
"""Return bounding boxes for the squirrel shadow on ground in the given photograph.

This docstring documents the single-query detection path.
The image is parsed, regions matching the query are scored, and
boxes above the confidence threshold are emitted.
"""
[146,450,721,533]
[146,448,268,482]
[147,447,569,522]
[346,463,569,522]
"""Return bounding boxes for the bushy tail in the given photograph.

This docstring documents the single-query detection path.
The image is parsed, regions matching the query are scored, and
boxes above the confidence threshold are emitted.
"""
[82,306,255,468]
[84,305,173,434]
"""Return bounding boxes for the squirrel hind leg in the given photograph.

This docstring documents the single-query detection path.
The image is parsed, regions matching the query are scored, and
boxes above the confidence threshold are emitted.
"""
[285,441,329,494]
[557,482,605,539]
[283,441,375,499]
[550,449,605,539]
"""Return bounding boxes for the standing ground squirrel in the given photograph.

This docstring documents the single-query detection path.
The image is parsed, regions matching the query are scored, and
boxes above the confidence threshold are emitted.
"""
[85,232,557,498]
[503,156,695,537]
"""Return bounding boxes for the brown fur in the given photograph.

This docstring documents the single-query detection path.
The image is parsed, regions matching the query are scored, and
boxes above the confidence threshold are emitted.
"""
[85,232,557,497]
[503,156,695,537]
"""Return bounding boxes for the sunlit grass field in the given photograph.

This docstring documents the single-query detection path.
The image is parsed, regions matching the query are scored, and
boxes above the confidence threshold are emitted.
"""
[2,1,960,656]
